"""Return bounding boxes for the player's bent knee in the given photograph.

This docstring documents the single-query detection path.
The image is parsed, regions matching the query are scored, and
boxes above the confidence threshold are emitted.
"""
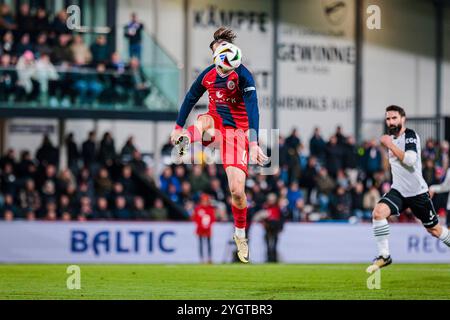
[372,203,390,220]
[426,225,441,238]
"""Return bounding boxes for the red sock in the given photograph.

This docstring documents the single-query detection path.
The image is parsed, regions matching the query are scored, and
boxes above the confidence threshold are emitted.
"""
[232,205,247,229]
[187,125,202,143]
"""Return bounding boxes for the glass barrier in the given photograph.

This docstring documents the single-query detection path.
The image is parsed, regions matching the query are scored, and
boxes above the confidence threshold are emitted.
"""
[0,63,178,112]
[122,30,181,108]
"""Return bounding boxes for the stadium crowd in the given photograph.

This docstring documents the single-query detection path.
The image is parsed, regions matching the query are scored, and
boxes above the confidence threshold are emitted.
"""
[0,3,151,107]
[1,126,449,227]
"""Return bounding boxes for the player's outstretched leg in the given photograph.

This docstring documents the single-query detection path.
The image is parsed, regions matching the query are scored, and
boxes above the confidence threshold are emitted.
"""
[226,166,249,263]
[367,203,393,273]
[173,115,214,157]
[426,224,450,247]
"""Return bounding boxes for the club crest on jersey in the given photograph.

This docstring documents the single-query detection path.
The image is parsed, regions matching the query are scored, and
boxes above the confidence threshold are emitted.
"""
[227,80,235,90]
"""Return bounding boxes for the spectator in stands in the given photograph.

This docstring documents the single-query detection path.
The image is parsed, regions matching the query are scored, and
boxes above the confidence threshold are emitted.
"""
[362,139,382,182]
[207,177,226,202]
[98,132,116,166]
[330,186,352,220]
[57,168,76,192]
[299,156,318,204]
[34,53,59,95]
[189,165,210,195]
[133,196,149,220]
[127,57,151,106]
[16,50,40,101]
[16,33,33,57]
[422,158,437,186]
[58,194,73,219]
[309,127,326,163]
[16,3,34,37]
[0,4,16,38]
[1,193,18,220]
[124,13,144,60]
[179,180,193,205]
[107,52,129,103]
[130,150,147,174]
[118,165,136,195]
[17,150,36,180]
[325,135,344,178]
[121,136,137,159]
[78,196,94,221]
[82,131,97,169]
[422,138,437,161]
[110,182,125,204]
[1,31,15,58]
[70,34,92,65]
[65,133,80,170]
[90,35,110,66]
[0,162,18,195]
[0,53,17,102]
[149,198,168,220]
[335,126,347,146]
[114,196,131,220]
[51,10,71,35]
[19,178,41,214]
[95,167,113,197]
[51,34,73,65]
[35,134,59,167]
[94,196,112,220]
[44,200,58,221]
[167,183,181,205]
[287,182,303,212]
[34,32,52,58]
[159,166,177,193]
[351,181,370,221]
[0,148,16,170]
[34,8,50,36]
[285,128,301,151]
[315,167,335,212]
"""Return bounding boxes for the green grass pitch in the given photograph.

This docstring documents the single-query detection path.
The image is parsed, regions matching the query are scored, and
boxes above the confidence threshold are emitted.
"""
[0,264,449,300]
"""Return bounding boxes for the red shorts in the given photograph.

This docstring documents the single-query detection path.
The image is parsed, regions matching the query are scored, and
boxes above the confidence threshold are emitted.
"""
[197,113,249,176]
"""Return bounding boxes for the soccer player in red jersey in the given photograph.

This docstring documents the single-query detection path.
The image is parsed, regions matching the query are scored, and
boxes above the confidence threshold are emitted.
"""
[171,27,268,263]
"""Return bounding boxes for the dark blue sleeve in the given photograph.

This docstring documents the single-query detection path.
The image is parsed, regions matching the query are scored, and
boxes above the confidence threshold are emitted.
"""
[237,65,259,143]
[175,65,214,128]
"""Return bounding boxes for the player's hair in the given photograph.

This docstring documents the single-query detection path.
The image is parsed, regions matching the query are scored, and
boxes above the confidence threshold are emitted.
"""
[209,27,236,50]
[386,105,406,117]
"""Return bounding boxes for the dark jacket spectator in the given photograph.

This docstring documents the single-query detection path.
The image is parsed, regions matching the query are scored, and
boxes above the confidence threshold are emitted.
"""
[99,132,116,165]
[325,136,344,178]
[36,135,59,167]
[16,3,34,37]
[82,131,97,167]
[65,133,80,169]
[309,127,326,162]
[51,34,73,65]
[51,10,71,35]
[90,35,110,65]
[94,197,112,220]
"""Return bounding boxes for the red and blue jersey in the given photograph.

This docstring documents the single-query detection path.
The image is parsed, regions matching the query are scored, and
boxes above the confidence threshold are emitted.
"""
[175,64,259,143]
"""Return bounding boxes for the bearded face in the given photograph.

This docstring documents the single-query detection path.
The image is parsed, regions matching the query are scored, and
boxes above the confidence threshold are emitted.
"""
[387,123,402,136]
